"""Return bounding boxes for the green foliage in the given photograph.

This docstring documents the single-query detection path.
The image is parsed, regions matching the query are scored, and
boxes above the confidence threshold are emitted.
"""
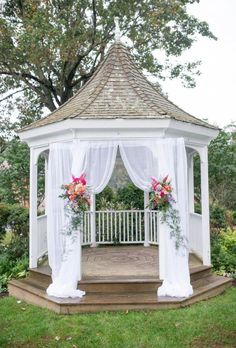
[0,204,29,292]
[116,183,144,210]
[209,126,236,210]
[0,0,216,122]
[193,126,236,212]
[211,228,236,279]
[0,139,30,205]
[0,235,28,292]
[7,204,29,236]
[210,204,226,230]
[0,203,11,238]
[0,138,45,207]
[96,186,115,210]
[0,203,29,236]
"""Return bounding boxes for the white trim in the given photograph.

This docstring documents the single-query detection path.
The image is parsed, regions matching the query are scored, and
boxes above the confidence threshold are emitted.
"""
[19,118,219,148]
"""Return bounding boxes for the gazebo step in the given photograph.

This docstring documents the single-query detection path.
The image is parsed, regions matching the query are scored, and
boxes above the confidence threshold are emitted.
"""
[8,274,232,314]
[28,264,212,293]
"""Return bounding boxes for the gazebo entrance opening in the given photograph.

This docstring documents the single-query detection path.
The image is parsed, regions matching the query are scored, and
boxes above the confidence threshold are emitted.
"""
[83,147,158,248]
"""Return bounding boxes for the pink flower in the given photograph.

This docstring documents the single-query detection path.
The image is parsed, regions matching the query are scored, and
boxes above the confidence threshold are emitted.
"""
[72,173,87,186]
[151,176,159,191]
[163,175,169,183]
[78,174,86,186]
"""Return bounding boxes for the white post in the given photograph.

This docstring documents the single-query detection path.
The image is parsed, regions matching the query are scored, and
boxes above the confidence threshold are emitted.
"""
[200,146,211,265]
[29,147,38,269]
[187,152,195,213]
[158,218,166,280]
[144,191,150,247]
[90,193,97,247]
[44,154,48,214]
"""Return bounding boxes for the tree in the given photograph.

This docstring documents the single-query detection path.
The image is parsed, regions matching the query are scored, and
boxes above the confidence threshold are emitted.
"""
[0,0,216,124]
[0,138,45,207]
[194,125,236,212]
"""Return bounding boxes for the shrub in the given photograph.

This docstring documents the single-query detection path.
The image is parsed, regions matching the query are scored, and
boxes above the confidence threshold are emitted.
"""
[116,183,144,210]
[0,204,11,239]
[96,187,115,210]
[0,235,29,292]
[211,228,236,278]
[0,203,29,237]
[0,204,29,292]
[7,204,29,237]
[210,205,226,230]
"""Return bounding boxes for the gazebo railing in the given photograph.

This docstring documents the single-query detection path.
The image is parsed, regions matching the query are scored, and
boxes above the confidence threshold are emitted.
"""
[83,210,159,245]
[36,210,159,259]
[36,210,204,261]
[37,214,47,259]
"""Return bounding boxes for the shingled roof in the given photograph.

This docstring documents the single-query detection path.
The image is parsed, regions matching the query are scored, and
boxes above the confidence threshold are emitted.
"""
[21,42,216,131]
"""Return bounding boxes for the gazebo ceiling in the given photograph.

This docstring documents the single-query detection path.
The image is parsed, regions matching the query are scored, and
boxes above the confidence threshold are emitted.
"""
[20,42,216,132]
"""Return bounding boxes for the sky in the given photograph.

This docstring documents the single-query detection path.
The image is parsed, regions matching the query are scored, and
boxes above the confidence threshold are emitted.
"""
[160,0,236,128]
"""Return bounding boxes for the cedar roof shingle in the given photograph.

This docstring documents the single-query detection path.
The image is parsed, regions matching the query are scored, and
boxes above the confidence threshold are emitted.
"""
[20,42,216,131]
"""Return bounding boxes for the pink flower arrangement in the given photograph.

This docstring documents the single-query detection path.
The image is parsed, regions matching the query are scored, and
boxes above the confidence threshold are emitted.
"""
[150,175,175,211]
[60,174,90,232]
[149,175,184,249]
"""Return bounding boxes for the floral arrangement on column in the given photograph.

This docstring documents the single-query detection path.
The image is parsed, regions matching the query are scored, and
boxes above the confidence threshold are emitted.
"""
[149,175,184,249]
[60,174,90,235]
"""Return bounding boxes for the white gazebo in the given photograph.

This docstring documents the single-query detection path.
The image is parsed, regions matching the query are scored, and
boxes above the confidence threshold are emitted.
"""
[9,33,232,313]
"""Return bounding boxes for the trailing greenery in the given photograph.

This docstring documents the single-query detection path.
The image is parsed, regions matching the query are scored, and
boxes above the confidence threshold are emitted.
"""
[211,228,236,279]
[0,288,236,348]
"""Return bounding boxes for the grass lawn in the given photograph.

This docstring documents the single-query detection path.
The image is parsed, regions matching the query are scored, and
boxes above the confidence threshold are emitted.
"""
[0,288,235,348]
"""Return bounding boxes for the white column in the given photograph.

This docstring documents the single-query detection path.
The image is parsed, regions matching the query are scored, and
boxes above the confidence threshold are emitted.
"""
[144,191,150,247]
[44,154,49,214]
[200,146,211,265]
[29,147,38,269]
[187,152,195,213]
[90,193,97,247]
[158,218,166,280]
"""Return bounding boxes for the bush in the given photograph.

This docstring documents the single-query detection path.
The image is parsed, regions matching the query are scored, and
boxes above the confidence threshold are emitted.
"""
[0,203,29,237]
[210,205,226,230]
[116,183,144,210]
[0,203,11,239]
[0,204,29,292]
[7,204,29,237]
[96,187,115,210]
[211,228,236,278]
[0,235,29,292]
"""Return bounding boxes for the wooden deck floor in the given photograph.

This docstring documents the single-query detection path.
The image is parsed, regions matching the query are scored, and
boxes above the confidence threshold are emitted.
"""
[38,245,202,280]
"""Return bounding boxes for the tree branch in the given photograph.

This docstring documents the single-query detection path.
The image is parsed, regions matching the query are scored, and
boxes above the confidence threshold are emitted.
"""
[0,88,29,103]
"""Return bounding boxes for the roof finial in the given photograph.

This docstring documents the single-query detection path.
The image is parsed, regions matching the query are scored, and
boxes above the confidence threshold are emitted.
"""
[114,17,121,42]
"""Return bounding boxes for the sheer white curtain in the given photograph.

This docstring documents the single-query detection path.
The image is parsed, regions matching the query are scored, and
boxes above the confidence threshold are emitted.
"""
[46,142,73,280]
[119,140,156,192]
[72,141,118,194]
[47,141,117,298]
[120,138,193,298]
[155,138,192,297]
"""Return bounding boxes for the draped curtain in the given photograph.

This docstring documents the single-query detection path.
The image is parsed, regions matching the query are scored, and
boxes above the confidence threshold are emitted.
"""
[46,138,193,299]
